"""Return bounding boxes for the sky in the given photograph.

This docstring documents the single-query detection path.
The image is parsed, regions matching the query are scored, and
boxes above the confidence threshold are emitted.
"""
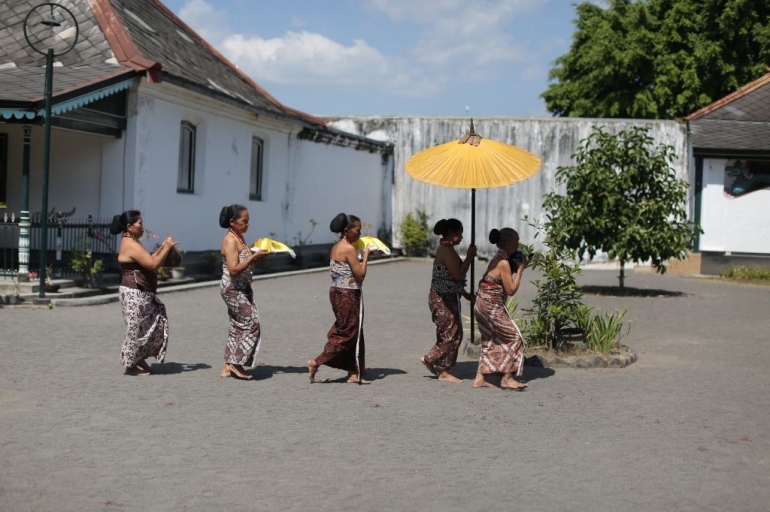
[162,0,597,118]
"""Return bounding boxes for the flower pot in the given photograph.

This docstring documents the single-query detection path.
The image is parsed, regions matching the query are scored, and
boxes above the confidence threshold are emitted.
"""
[171,267,185,279]
[89,274,104,289]
[44,283,60,293]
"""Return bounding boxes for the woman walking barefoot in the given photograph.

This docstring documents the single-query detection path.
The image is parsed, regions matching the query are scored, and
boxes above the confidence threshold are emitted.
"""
[420,218,476,383]
[473,228,528,390]
[219,205,270,380]
[112,210,178,376]
[308,213,372,384]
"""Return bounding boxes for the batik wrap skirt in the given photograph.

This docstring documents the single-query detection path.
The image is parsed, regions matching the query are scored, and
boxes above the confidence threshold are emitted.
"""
[424,289,462,370]
[220,281,262,367]
[474,284,524,376]
[316,287,365,378]
[119,286,169,367]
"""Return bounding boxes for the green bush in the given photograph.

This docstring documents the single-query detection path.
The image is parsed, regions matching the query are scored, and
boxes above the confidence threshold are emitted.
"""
[719,265,770,282]
[587,308,630,355]
[521,243,585,349]
[400,209,429,256]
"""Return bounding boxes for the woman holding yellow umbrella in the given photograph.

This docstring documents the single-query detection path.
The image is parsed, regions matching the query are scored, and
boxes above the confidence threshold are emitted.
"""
[420,218,476,383]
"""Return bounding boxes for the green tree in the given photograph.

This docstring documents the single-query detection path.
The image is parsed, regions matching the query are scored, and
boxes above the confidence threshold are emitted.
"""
[542,126,700,289]
[542,0,770,119]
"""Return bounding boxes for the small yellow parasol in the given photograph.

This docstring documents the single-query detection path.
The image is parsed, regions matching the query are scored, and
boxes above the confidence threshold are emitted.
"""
[352,236,391,257]
[252,237,296,258]
[405,119,541,341]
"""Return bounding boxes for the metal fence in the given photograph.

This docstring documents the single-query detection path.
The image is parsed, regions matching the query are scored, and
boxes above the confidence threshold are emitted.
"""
[0,214,119,280]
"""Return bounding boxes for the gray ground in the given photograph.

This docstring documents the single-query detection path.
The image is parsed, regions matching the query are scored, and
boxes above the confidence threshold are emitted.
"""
[1,259,769,512]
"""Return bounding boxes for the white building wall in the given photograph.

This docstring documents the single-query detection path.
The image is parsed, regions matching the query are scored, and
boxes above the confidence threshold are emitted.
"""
[699,158,770,254]
[124,84,389,251]
[290,139,391,245]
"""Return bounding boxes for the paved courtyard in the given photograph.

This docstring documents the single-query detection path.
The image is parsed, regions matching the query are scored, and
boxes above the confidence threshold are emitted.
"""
[1,259,769,511]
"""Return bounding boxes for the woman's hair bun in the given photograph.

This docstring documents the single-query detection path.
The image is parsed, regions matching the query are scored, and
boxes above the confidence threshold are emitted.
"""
[218,206,231,228]
[330,213,347,233]
[433,219,446,235]
[489,229,501,244]
[109,214,124,235]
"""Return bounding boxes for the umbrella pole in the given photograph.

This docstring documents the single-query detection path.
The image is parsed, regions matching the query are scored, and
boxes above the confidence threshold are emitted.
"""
[470,188,476,346]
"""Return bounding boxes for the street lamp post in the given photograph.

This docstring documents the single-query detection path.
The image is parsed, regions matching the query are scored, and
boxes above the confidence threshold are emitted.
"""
[23,3,78,299]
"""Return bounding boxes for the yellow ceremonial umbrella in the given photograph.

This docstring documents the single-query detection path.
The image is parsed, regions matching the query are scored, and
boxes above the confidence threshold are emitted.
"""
[405,119,541,341]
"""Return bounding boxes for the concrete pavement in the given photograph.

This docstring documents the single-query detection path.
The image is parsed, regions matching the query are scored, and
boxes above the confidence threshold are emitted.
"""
[1,259,768,511]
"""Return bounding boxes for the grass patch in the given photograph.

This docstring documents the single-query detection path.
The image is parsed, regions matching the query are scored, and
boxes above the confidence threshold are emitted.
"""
[719,265,770,284]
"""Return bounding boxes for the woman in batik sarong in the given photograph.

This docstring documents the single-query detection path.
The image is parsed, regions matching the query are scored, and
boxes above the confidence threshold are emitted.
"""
[308,213,373,384]
[219,204,270,380]
[473,227,528,390]
[112,210,178,376]
[420,218,476,383]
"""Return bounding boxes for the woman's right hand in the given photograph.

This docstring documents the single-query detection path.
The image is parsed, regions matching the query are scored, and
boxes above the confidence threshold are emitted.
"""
[164,236,178,248]
[467,244,477,259]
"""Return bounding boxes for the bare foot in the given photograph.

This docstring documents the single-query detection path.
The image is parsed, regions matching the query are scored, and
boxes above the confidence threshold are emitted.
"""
[420,357,437,376]
[228,364,253,380]
[220,363,231,378]
[136,360,152,373]
[346,374,371,385]
[437,371,463,383]
[472,375,492,388]
[124,366,150,376]
[501,378,527,391]
[308,360,319,383]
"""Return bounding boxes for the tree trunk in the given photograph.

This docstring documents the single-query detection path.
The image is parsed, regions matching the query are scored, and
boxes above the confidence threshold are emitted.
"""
[618,260,625,290]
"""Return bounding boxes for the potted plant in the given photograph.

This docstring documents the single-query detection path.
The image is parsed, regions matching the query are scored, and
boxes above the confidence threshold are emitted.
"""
[44,265,60,293]
[202,251,220,276]
[170,250,185,279]
[71,241,104,288]
[157,266,170,282]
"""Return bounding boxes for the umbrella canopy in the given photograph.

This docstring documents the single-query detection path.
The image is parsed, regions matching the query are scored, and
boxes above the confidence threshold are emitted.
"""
[405,120,541,189]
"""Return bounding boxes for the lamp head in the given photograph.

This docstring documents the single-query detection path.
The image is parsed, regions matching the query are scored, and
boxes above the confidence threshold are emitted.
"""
[40,7,60,27]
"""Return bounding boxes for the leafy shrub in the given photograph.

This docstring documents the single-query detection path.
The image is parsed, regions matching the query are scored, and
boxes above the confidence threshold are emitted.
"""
[521,244,585,349]
[587,308,630,355]
[400,209,429,256]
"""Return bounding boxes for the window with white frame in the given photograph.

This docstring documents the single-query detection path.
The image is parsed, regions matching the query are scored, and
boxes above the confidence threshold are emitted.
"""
[250,136,264,201]
[177,121,196,193]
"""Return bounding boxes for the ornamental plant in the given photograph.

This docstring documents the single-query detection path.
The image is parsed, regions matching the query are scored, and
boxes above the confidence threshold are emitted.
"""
[400,209,429,257]
[542,126,700,289]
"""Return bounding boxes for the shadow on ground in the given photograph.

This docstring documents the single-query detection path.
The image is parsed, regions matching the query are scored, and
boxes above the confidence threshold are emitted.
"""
[150,362,212,375]
[581,285,687,298]
[449,362,555,382]
[249,365,407,382]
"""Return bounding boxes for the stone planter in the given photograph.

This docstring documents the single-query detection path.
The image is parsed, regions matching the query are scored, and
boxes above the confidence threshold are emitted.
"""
[171,267,185,279]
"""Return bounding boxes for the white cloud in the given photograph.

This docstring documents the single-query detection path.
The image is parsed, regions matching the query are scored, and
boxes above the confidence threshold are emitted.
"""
[367,0,540,69]
[176,0,545,98]
[178,0,229,44]
[177,0,442,97]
